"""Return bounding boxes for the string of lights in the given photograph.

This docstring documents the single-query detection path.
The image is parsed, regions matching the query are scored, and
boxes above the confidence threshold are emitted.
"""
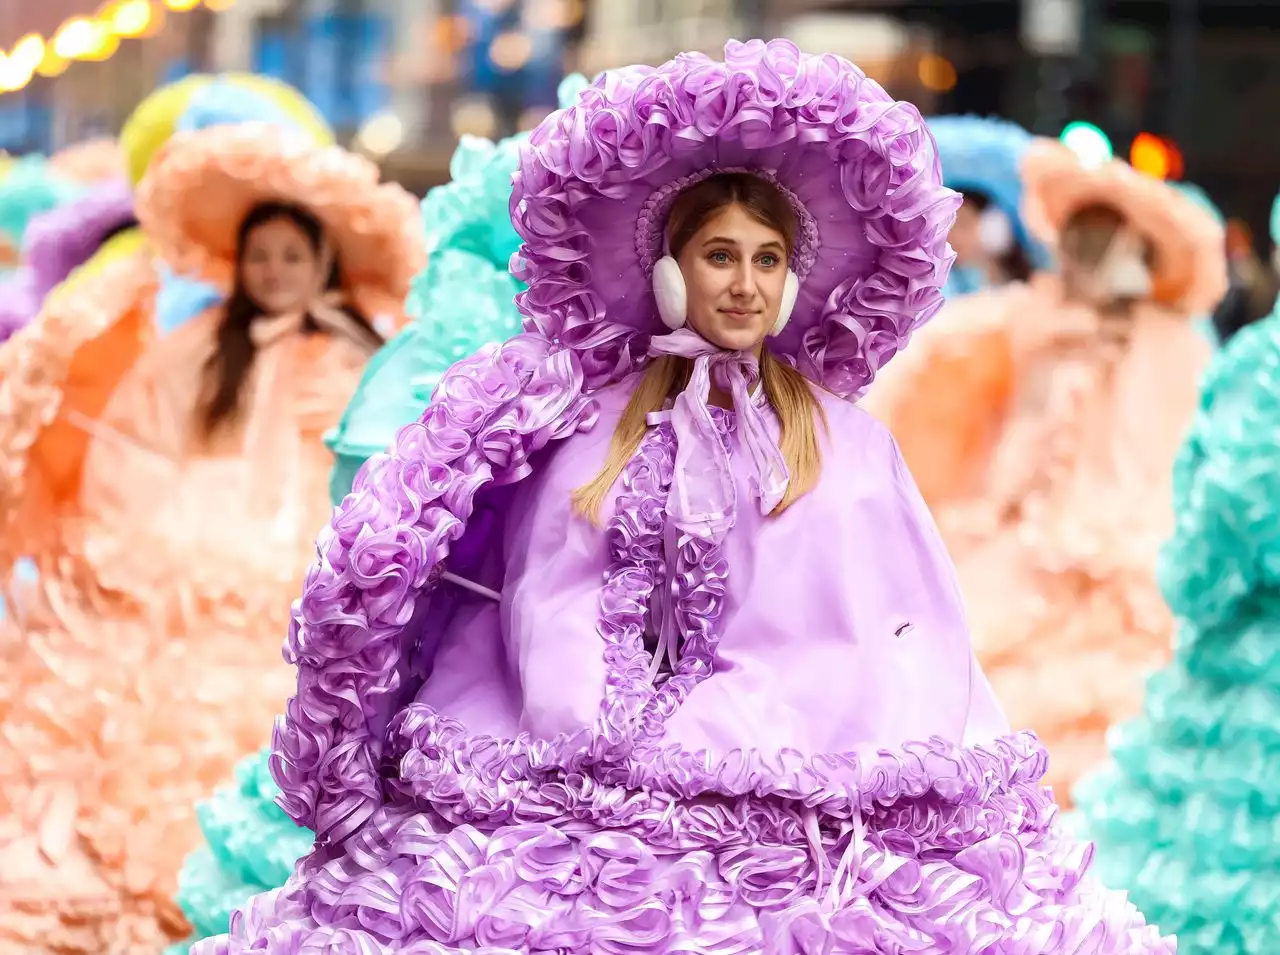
[0,0,235,95]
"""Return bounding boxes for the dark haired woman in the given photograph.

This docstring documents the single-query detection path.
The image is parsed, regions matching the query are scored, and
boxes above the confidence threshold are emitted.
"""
[0,123,423,953]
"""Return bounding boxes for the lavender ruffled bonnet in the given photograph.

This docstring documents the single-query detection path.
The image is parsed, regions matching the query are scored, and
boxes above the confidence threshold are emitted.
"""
[205,40,1172,954]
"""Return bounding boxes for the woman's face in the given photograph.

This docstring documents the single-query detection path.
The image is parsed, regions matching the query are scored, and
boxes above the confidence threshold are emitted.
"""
[239,216,324,316]
[1064,223,1153,308]
[676,203,789,353]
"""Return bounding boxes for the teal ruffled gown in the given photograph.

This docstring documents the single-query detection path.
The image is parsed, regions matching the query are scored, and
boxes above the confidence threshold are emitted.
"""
[326,130,527,501]
[1071,300,1280,953]
[163,132,531,954]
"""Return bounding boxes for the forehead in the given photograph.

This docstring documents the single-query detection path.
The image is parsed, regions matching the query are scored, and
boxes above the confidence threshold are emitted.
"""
[692,203,786,245]
[245,216,312,247]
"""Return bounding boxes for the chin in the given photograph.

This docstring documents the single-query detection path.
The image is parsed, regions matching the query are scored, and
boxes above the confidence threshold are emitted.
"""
[254,296,302,316]
[703,321,769,353]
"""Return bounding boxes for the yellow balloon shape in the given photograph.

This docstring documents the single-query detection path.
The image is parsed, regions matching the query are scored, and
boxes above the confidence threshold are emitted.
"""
[119,73,333,187]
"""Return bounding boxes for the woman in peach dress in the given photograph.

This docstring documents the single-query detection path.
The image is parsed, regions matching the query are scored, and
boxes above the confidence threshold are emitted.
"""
[0,123,422,954]
[909,141,1227,803]
[862,116,1044,510]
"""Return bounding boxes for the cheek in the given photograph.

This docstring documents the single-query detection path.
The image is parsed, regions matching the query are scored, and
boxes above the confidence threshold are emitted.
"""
[760,269,788,303]
[241,262,268,291]
[687,263,728,306]
[952,222,979,251]
[282,261,319,290]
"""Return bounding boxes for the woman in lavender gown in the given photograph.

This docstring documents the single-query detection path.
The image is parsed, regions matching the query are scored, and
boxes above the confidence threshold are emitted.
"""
[205,41,1170,953]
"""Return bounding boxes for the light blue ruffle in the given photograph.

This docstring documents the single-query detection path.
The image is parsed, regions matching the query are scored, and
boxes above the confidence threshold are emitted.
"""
[926,114,1048,270]
[155,265,223,336]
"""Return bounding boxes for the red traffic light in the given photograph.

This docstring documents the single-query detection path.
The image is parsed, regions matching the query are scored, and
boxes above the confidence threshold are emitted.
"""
[1129,132,1184,181]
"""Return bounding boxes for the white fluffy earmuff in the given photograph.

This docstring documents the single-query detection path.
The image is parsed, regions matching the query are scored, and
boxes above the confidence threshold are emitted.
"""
[653,256,688,330]
[652,255,800,337]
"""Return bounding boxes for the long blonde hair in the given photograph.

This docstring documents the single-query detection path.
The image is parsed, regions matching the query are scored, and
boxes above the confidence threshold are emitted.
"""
[572,173,827,525]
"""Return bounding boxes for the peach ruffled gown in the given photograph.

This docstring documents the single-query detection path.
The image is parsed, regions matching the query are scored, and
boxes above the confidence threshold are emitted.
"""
[866,276,1210,804]
[0,273,371,953]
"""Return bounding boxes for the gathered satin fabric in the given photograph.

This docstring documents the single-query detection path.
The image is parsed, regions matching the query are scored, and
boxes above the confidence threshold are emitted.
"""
[199,355,1169,954]
[646,329,789,542]
[0,297,372,954]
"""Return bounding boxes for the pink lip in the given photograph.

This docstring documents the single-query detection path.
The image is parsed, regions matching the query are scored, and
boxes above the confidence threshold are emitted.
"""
[719,309,757,318]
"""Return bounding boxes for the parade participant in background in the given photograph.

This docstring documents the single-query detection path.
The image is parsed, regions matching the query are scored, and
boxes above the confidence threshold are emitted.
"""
[160,76,591,952]
[118,72,337,335]
[0,121,422,953]
[47,137,125,185]
[930,114,1045,296]
[0,156,83,340]
[863,114,1047,508]
[1168,182,1274,348]
[1210,201,1280,345]
[0,73,336,625]
[203,41,1170,955]
[0,180,136,350]
[1071,190,1280,955]
[927,140,1226,805]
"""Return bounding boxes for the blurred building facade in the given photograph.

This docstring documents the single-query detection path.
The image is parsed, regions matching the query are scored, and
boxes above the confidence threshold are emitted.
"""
[0,0,1277,236]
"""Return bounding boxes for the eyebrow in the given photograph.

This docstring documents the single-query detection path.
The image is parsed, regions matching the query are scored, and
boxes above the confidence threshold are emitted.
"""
[701,235,786,252]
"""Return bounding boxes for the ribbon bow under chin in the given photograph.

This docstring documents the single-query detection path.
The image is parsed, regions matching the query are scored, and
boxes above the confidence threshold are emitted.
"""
[647,328,790,543]
[249,290,364,348]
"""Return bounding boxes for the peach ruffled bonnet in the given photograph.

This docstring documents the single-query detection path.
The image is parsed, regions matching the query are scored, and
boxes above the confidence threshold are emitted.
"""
[135,123,424,321]
[1021,139,1227,314]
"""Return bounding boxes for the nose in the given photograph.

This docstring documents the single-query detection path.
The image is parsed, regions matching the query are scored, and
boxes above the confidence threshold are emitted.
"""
[729,261,758,297]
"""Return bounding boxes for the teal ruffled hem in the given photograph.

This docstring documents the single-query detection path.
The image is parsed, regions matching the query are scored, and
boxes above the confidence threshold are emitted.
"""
[1072,645,1280,951]
[168,750,311,949]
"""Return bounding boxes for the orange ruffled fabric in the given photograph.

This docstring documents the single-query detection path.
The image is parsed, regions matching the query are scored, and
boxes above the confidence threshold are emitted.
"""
[861,284,1024,511]
[0,246,158,572]
[931,280,1210,805]
[0,279,372,952]
[47,138,125,186]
